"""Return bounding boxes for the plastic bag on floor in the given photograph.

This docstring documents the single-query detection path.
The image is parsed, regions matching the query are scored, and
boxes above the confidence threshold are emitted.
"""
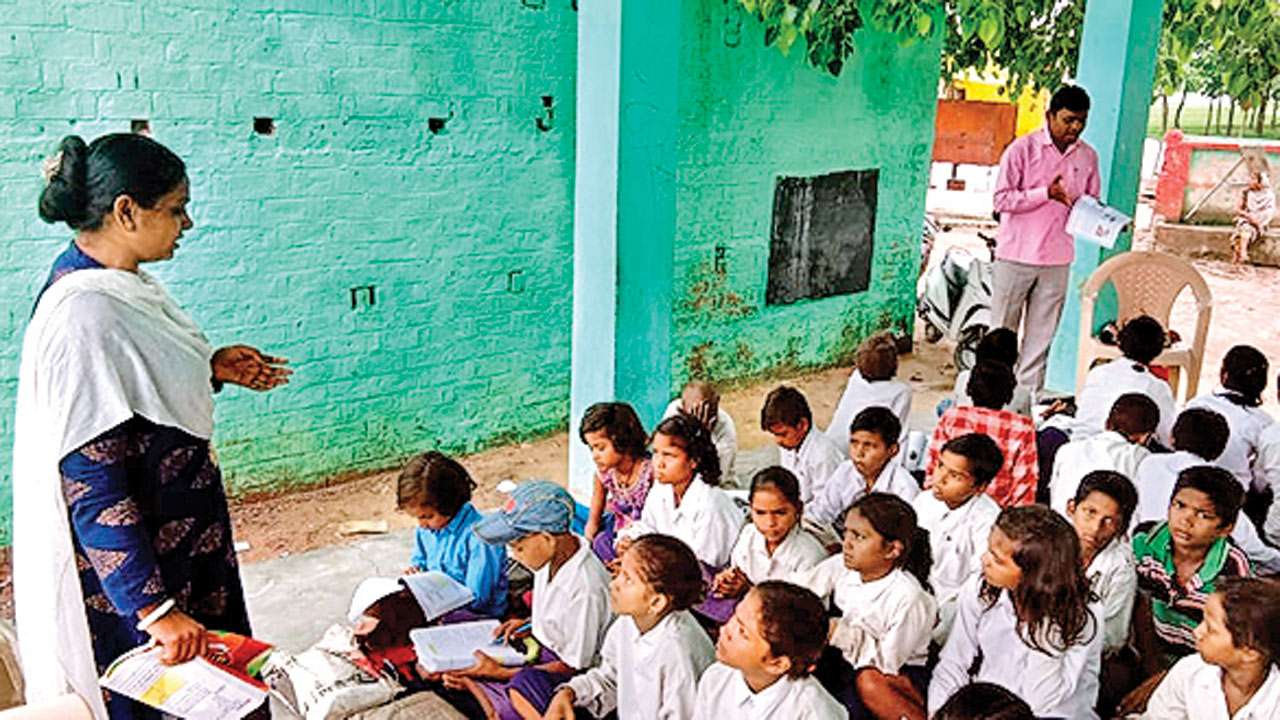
[349,692,464,720]
[263,625,399,720]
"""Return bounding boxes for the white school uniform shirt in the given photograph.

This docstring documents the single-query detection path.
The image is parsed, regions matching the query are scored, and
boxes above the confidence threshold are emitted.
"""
[928,577,1103,720]
[1049,431,1150,516]
[692,662,844,720]
[664,400,740,486]
[564,609,715,720]
[825,370,913,445]
[532,535,615,669]
[1143,653,1280,720]
[1187,391,1274,492]
[730,522,829,584]
[807,458,920,527]
[1084,537,1137,655]
[621,476,745,569]
[912,491,1001,644]
[826,567,936,674]
[1074,359,1177,446]
[1132,451,1280,574]
[778,429,846,505]
[1258,422,1280,544]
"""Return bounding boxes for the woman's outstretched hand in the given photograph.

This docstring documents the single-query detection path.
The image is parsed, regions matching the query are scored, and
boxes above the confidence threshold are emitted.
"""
[212,345,292,391]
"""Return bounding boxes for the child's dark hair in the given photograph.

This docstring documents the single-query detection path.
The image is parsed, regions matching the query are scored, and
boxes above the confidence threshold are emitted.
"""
[849,406,902,446]
[1172,465,1244,528]
[749,467,803,512]
[627,534,706,611]
[1217,577,1280,669]
[1220,345,1269,408]
[1049,84,1091,114]
[39,134,188,231]
[1172,408,1229,461]
[1118,315,1165,365]
[966,359,1015,410]
[751,581,828,678]
[396,451,476,516]
[1105,392,1160,437]
[934,682,1034,720]
[578,402,648,459]
[940,433,1004,488]
[975,328,1019,369]
[855,332,899,382]
[652,414,722,486]
[1073,470,1138,530]
[984,506,1097,654]
[760,385,812,429]
[849,493,932,592]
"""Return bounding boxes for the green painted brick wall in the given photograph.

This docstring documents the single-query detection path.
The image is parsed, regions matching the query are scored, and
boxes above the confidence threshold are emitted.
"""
[0,0,579,544]
[0,1,942,544]
[672,2,941,388]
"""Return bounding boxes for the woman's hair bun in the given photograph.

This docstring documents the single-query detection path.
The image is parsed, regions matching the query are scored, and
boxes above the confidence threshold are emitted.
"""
[38,135,90,228]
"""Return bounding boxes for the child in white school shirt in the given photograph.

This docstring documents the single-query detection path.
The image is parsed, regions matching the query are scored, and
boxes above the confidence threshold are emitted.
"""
[616,415,744,624]
[826,332,913,446]
[929,506,1103,720]
[805,493,935,720]
[452,481,614,720]
[546,534,715,720]
[1143,577,1280,720]
[692,581,844,720]
[1064,472,1138,659]
[1049,393,1156,516]
[1186,345,1274,491]
[662,380,740,487]
[711,468,828,603]
[1072,315,1176,447]
[762,385,844,504]
[1255,374,1280,545]
[948,328,1032,417]
[1133,409,1280,574]
[809,407,919,537]
[912,433,1003,644]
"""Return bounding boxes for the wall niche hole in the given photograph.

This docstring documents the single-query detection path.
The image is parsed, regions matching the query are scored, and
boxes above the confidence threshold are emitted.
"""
[253,117,275,135]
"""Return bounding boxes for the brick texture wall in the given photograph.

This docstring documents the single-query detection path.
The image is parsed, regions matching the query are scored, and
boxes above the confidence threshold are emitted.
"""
[0,0,579,543]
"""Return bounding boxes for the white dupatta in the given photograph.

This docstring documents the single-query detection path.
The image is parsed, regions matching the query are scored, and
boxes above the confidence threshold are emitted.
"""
[12,268,215,719]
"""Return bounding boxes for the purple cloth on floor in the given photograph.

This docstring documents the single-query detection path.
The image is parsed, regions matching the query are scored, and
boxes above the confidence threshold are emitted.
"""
[474,646,574,720]
[592,523,618,563]
[693,561,739,625]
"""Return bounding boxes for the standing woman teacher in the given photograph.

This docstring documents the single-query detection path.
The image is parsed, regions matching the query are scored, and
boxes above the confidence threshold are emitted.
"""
[991,85,1100,399]
[12,134,290,719]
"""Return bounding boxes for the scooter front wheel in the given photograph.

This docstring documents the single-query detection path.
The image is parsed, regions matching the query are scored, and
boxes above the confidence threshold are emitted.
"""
[954,324,987,372]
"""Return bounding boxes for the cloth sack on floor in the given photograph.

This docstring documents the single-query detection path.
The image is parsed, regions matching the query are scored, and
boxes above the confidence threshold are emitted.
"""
[263,625,399,720]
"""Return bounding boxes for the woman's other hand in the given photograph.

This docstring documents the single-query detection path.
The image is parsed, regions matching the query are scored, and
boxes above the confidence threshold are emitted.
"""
[212,345,292,391]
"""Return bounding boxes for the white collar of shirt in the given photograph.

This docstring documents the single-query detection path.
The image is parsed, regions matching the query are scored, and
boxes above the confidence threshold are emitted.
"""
[727,669,796,714]
[1184,655,1280,719]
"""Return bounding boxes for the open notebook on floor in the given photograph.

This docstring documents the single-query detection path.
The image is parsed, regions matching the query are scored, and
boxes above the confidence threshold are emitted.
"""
[411,620,529,673]
[348,571,475,622]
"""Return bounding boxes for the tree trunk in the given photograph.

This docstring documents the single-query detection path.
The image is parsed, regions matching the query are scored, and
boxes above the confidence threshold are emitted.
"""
[1271,99,1278,128]
[1174,92,1187,128]
[1257,96,1267,135]
[1161,95,1169,133]
[1228,100,1236,135]
[1213,98,1221,134]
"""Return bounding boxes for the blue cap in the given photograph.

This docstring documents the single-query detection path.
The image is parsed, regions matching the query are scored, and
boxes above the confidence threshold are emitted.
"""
[472,480,576,545]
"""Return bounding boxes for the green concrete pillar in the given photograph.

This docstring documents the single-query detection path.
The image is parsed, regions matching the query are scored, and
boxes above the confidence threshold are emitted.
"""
[1045,0,1164,393]
[568,0,679,496]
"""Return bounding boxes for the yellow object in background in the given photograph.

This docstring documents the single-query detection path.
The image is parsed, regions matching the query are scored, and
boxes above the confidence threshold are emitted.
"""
[955,72,1048,137]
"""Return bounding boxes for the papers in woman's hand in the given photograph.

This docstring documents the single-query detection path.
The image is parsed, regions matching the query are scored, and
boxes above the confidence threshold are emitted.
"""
[411,620,529,673]
[1067,196,1131,249]
[99,631,272,720]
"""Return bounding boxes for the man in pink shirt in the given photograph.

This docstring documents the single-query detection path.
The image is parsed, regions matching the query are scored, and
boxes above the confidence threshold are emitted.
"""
[992,85,1101,398]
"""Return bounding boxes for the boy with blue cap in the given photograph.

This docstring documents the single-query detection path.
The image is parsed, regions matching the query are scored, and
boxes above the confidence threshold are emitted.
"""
[442,480,614,720]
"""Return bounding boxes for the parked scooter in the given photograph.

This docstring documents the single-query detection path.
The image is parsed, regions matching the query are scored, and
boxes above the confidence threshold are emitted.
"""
[917,231,998,371]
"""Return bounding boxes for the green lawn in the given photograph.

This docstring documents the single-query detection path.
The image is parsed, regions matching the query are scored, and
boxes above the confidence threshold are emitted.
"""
[1147,102,1280,141]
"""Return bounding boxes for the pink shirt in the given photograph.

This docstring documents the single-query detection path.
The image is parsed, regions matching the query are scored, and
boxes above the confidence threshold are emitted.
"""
[993,127,1101,266]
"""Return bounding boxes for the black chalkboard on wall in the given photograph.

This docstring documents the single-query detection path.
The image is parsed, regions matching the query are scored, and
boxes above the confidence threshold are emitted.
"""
[766,168,877,306]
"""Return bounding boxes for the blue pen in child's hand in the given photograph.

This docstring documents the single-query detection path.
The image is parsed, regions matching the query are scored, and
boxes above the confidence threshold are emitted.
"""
[492,621,531,645]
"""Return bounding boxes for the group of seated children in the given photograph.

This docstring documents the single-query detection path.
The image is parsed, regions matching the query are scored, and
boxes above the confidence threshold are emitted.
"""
[375,321,1280,719]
